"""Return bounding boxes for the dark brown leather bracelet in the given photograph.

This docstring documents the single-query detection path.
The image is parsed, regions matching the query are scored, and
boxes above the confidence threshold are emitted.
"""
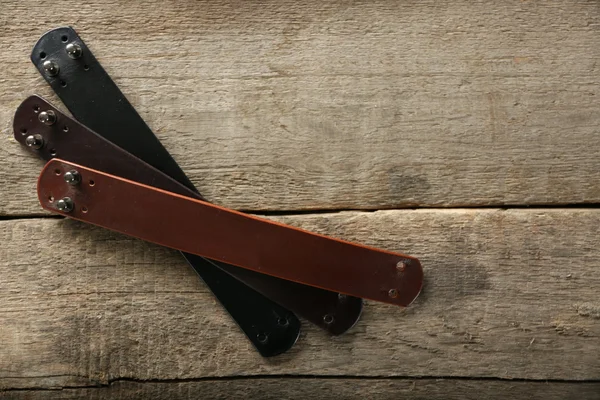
[14,95,363,334]
[38,159,423,306]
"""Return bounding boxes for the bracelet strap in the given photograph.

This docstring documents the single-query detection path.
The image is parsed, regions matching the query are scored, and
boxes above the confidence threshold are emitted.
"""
[38,159,423,306]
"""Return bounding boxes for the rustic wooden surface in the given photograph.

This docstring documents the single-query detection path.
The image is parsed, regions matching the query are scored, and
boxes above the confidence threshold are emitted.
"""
[1,0,599,398]
[2,0,600,215]
[5,379,600,400]
[1,210,600,397]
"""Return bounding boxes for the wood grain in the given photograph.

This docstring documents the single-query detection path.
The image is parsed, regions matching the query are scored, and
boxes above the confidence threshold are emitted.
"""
[1,209,599,390]
[3,379,600,400]
[1,0,599,397]
[1,0,600,215]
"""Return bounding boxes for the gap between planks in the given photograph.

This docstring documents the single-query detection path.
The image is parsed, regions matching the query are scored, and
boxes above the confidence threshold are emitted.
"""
[2,204,600,222]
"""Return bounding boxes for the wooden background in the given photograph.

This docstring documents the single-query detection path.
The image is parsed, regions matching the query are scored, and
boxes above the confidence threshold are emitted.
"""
[1,0,599,398]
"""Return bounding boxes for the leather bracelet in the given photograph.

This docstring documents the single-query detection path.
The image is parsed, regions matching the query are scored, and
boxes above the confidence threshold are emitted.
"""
[14,95,363,335]
[38,159,423,306]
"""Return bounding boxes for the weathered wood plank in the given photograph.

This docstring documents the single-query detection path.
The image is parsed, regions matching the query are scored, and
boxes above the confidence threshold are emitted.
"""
[3,379,600,400]
[1,0,599,215]
[1,209,599,389]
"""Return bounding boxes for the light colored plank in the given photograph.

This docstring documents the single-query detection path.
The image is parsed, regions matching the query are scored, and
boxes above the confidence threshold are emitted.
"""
[1,0,600,215]
[1,209,599,390]
[3,379,600,400]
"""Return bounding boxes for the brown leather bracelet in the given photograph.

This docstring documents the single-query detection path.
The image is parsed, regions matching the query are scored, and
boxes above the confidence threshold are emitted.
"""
[38,159,423,306]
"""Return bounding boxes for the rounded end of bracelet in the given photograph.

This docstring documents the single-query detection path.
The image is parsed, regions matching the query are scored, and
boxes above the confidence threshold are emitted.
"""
[391,257,424,307]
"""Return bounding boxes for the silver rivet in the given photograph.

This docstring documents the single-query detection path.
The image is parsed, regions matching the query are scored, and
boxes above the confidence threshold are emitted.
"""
[25,134,44,149]
[396,261,406,272]
[64,170,81,185]
[256,332,268,344]
[65,43,82,59]
[323,314,335,325]
[57,197,74,213]
[38,110,57,126]
[388,289,398,298]
[43,60,59,76]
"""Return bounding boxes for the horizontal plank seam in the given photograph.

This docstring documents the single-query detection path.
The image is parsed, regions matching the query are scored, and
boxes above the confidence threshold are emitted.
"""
[250,203,600,216]
[2,204,600,221]
[0,214,62,221]
[3,375,600,392]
